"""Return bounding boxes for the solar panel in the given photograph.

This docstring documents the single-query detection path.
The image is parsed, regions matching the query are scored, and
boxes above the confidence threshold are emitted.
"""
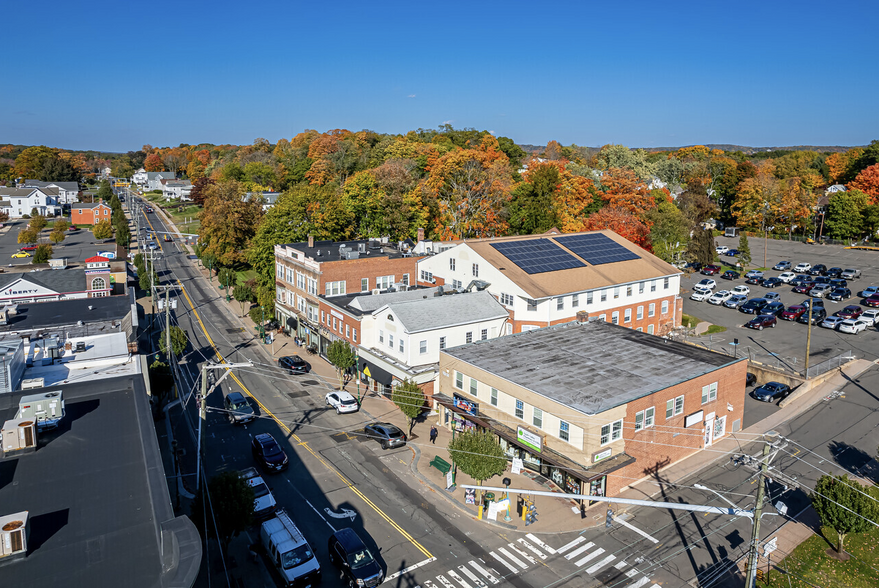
[490,239,586,275]
[556,233,641,265]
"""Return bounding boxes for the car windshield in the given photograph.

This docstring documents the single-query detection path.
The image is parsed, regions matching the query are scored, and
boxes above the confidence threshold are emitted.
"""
[230,400,248,410]
[348,548,376,569]
[341,398,357,405]
[252,482,270,499]
[387,428,404,439]
[281,544,315,569]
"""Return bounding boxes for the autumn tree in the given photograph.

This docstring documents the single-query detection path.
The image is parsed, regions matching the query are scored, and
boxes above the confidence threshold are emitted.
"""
[595,145,655,180]
[543,140,563,160]
[598,167,657,216]
[189,176,214,206]
[731,165,779,233]
[850,163,879,201]
[29,214,47,233]
[93,219,114,241]
[581,207,651,250]
[18,228,37,245]
[646,201,689,263]
[198,180,263,266]
[49,229,66,245]
[143,152,163,172]
[14,145,57,179]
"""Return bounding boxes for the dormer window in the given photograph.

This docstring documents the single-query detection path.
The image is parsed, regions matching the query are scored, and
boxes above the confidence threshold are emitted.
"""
[387,314,394,321]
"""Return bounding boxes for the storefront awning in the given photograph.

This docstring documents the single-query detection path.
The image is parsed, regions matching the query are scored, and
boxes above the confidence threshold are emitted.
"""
[360,358,394,386]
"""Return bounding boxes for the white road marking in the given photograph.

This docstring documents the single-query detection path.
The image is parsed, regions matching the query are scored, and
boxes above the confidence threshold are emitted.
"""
[625,577,652,588]
[507,543,536,565]
[383,556,438,583]
[435,574,456,588]
[625,568,639,578]
[574,547,605,567]
[490,551,519,574]
[498,547,528,570]
[556,536,586,554]
[585,554,617,574]
[526,533,556,554]
[615,561,628,570]
[516,538,547,559]
[564,542,595,560]
[614,516,660,544]
[459,565,487,588]
[447,569,472,588]
[469,560,499,585]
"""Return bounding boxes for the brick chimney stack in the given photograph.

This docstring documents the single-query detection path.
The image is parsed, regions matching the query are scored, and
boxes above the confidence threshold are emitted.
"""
[308,235,314,248]
[576,311,590,324]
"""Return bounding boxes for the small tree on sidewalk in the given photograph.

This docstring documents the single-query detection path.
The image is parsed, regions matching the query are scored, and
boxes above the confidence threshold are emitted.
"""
[159,325,189,358]
[189,471,254,555]
[326,340,356,390]
[448,430,507,501]
[233,283,253,316]
[738,233,752,267]
[392,379,425,433]
[811,474,879,557]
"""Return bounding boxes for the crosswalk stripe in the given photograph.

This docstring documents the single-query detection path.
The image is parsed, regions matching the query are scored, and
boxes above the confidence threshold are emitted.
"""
[574,547,605,567]
[459,565,487,588]
[525,533,556,554]
[469,560,499,585]
[517,538,547,559]
[585,554,617,575]
[564,542,595,560]
[625,577,651,588]
[507,543,536,565]
[615,561,628,570]
[435,575,456,588]
[556,536,586,554]
[490,551,519,574]
[447,569,472,588]
[498,547,528,570]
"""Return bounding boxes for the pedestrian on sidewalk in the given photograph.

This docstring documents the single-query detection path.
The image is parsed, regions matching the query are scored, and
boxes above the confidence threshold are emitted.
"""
[430,425,438,444]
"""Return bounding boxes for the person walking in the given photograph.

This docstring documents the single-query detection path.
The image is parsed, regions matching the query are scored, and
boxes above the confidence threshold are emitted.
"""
[429,425,438,444]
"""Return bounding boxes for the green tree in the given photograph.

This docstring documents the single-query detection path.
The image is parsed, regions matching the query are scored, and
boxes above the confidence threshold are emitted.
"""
[198,179,263,266]
[32,244,52,263]
[686,227,715,265]
[96,180,113,202]
[115,221,131,247]
[391,379,426,433]
[326,340,356,390]
[824,189,869,241]
[109,193,122,211]
[737,233,752,267]
[189,471,255,554]
[159,325,188,358]
[645,201,689,263]
[233,283,254,316]
[217,267,235,290]
[862,204,879,240]
[811,474,879,555]
[93,219,114,240]
[139,264,157,292]
[39,155,82,183]
[30,214,47,233]
[508,164,559,234]
[49,229,65,245]
[447,430,507,500]
[17,228,37,245]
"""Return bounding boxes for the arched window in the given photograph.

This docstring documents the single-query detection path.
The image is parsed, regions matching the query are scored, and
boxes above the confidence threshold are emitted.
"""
[387,314,394,321]
[92,277,106,291]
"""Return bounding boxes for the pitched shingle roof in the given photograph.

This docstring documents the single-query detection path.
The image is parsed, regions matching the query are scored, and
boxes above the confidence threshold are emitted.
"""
[382,290,508,333]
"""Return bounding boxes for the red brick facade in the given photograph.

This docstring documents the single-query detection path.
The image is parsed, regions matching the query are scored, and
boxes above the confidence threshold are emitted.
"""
[71,203,112,226]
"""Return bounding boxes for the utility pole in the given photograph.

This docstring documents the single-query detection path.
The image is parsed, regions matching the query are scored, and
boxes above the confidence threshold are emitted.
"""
[745,434,775,588]
[165,287,171,361]
[805,302,813,376]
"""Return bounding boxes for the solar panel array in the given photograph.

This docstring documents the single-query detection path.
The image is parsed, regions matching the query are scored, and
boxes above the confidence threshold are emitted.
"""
[556,233,641,265]
[490,239,586,274]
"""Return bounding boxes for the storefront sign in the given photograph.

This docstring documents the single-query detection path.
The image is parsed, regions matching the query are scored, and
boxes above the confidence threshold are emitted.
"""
[330,309,343,320]
[517,426,542,453]
[685,410,704,428]
[453,394,479,417]
[593,448,612,463]
[511,457,523,474]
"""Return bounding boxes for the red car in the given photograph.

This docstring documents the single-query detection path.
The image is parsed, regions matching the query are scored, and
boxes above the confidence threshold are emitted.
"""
[836,305,863,319]
[864,295,879,308]
[19,245,38,252]
[792,281,816,294]
[701,264,721,276]
[746,315,777,330]
[68,225,78,231]
[780,305,806,321]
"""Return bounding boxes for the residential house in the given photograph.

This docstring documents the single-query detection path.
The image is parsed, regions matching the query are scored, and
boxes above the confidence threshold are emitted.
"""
[145,171,176,191]
[161,179,192,201]
[21,180,80,204]
[244,191,281,212]
[437,319,746,506]
[0,187,61,218]
[416,229,683,336]
[132,167,148,186]
[71,201,112,226]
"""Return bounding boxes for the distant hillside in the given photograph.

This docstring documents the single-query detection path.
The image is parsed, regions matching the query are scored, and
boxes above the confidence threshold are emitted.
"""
[518,143,862,155]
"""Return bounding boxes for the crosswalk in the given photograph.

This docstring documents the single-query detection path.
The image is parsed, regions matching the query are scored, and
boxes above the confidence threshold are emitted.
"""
[413,533,658,588]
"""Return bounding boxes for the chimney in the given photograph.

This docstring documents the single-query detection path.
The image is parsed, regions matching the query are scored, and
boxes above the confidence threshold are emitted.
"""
[576,310,589,324]
[417,228,425,242]
[307,235,314,248]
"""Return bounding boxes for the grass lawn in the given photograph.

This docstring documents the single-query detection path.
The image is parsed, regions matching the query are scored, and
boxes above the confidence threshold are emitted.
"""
[704,325,727,334]
[759,525,879,588]
[235,268,256,286]
[681,314,701,329]
[164,204,201,235]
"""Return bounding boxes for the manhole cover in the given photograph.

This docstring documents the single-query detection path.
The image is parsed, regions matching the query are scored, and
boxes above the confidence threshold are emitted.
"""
[300,380,320,386]
[287,390,308,399]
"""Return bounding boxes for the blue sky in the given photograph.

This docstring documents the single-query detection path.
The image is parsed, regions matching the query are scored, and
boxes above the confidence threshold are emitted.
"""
[5,0,877,152]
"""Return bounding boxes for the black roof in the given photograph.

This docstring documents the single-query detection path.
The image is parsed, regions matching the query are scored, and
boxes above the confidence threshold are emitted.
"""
[280,239,420,262]
[0,296,130,332]
[331,527,367,550]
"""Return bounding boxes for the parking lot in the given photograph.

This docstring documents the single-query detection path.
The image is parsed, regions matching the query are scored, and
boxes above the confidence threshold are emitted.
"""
[0,218,123,266]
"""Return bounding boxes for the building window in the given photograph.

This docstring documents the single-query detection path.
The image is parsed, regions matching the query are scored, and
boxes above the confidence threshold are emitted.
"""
[527,299,537,311]
[469,378,478,396]
[599,314,607,322]
[515,400,524,419]
[637,306,643,320]
[450,258,456,271]
[419,340,427,354]
[388,334,394,348]
[557,297,564,311]
[651,280,657,292]
[600,290,607,302]
[452,279,463,289]
[587,292,593,304]
[361,278,368,292]
[614,287,620,299]
[439,336,446,349]
[455,371,463,389]
[472,263,479,277]
[332,317,337,330]
[647,324,654,334]
[636,327,643,332]
[601,419,623,445]
[532,408,543,429]
[466,332,473,344]
[346,324,350,338]
[635,407,655,431]
[353,328,358,342]
[572,294,579,307]
[91,277,105,290]
[402,273,409,286]
[611,311,619,324]
[399,338,404,353]
[481,329,487,341]
[377,275,394,290]
[321,311,325,323]
[307,278,317,295]
[500,292,514,306]
[649,303,655,317]
[490,388,498,406]
[664,277,670,289]
[379,330,384,344]
[624,309,632,323]
[702,382,718,404]
[666,395,685,419]
[639,282,645,294]
[559,420,570,442]
[661,300,669,314]
[626,285,632,297]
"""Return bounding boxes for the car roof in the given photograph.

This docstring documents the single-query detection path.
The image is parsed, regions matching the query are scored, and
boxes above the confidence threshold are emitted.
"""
[331,527,367,551]
[334,390,356,401]
[227,392,246,402]
[254,433,276,444]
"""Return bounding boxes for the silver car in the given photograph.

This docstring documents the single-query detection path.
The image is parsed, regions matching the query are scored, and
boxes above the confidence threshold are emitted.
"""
[841,269,861,280]
[809,284,832,298]
[724,294,748,309]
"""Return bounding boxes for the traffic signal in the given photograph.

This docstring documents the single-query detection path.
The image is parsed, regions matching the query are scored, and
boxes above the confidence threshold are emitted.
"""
[524,501,538,526]
[606,509,614,529]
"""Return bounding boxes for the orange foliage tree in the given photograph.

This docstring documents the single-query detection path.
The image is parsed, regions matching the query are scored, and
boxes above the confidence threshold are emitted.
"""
[850,163,879,202]
[599,168,656,216]
[582,207,651,250]
[144,152,163,172]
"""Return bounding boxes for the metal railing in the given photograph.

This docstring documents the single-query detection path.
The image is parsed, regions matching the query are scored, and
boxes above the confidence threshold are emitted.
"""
[805,352,855,379]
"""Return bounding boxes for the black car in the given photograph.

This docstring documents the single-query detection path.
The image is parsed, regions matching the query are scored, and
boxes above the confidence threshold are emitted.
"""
[761,277,783,288]
[810,264,827,276]
[825,267,843,278]
[684,262,703,273]
[761,301,785,316]
[363,422,407,449]
[797,307,827,324]
[800,298,825,310]
[721,270,740,280]
[812,276,832,285]
[278,355,310,374]
[789,275,810,288]
[251,433,289,472]
[829,278,848,289]
[740,298,769,314]
[225,392,255,424]
[745,276,764,286]
[746,314,777,330]
[328,528,384,588]
[827,287,852,302]
[752,382,792,403]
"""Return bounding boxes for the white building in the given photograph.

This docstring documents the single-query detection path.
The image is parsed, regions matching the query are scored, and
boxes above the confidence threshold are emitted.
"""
[21,180,80,205]
[161,179,192,201]
[144,172,176,191]
[0,187,61,218]
[131,168,148,186]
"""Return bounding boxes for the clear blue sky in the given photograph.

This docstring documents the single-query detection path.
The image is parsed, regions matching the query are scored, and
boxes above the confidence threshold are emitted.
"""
[5,0,877,152]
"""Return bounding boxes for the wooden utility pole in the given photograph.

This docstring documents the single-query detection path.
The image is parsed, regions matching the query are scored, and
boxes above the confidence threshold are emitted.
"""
[745,435,775,588]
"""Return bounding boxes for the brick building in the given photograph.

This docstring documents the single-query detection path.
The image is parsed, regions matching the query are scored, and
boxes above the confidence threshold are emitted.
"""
[71,201,112,226]
[416,229,683,335]
[273,237,423,357]
[437,319,746,508]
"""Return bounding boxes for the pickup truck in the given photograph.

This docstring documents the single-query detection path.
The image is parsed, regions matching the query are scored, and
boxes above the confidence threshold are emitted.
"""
[261,510,321,587]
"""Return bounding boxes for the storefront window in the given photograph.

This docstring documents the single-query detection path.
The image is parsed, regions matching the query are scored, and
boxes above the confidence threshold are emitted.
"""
[588,476,606,504]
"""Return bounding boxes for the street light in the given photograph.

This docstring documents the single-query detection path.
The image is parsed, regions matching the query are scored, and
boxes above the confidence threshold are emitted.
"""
[694,484,739,510]
[259,305,265,342]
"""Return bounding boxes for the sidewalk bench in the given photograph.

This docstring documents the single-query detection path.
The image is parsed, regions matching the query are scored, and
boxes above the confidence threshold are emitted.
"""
[429,455,451,475]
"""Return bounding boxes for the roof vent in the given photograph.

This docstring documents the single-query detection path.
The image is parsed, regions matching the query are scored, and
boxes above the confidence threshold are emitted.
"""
[88,305,93,311]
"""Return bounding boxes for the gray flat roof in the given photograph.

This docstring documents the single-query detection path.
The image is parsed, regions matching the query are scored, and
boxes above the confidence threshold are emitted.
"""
[0,376,200,588]
[281,239,421,262]
[443,320,740,415]
[388,290,508,333]
[0,296,131,333]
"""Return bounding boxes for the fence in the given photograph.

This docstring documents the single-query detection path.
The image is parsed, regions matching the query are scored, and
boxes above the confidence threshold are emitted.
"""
[805,351,855,379]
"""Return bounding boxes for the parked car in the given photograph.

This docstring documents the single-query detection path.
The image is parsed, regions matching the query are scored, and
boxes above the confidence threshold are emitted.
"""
[278,355,310,374]
[810,264,827,276]
[752,382,791,403]
[773,261,792,271]
[746,315,777,330]
[813,276,832,285]
[761,301,785,316]
[861,286,879,298]
[716,245,729,254]
[163,234,172,242]
[762,277,783,289]
[690,289,711,302]
[11,252,30,258]
[327,528,384,588]
[252,433,289,472]
[864,294,879,308]
[746,275,765,286]
[835,305,863,319]
[790,275,811,287]
[721,270,740,280]
[701,264,722,276]
[732,285,750,296]
[745,270,764,279]
[838,319,868,334]
[724,294,748,309]
[726,249,740,257]
[841,268,861,280]
[809,284,832,298]
[746,372,757,387]
[694,278,717,292]
[821,316,845,330]
[780,305,807,321]
[763,291,781,302]
[684,262,703,273]
[778,272,797,283]
[827,288,852,302]
[241,467,277,519]
[793,262,812,273]
[793,280,816,294]
[326,390,359,414]
[225,391,255,424]
[740,298,769,314]
[798,307,827,324]
[801,298,825,310]
[858,309,879,325]
[19,245,38,252]
[825,267,843,278]
[67,225,78,231]
[708,290,732,305]
[262,510,321,586]
[363,422,407,449]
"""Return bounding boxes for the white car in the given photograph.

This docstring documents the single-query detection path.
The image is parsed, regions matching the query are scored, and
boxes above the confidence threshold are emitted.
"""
[794,262,812,273]
[716,245,729,254]
[858,309,879,325]
[241,467,277,519]
[690,290,711,301]
[694,278,717,292]
[325,390,359,414]
[708,290,732,305]
[838,319,867,334]
[820,316,845,330]
[732,285,750,296]
[778,272,797,283]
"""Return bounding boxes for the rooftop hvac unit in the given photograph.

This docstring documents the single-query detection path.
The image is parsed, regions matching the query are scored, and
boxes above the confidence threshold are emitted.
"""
[2,419,37,453]
[344,251,360,260]
[0,511,28,561]
[17,391,65,431]
[20,378,44,390]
